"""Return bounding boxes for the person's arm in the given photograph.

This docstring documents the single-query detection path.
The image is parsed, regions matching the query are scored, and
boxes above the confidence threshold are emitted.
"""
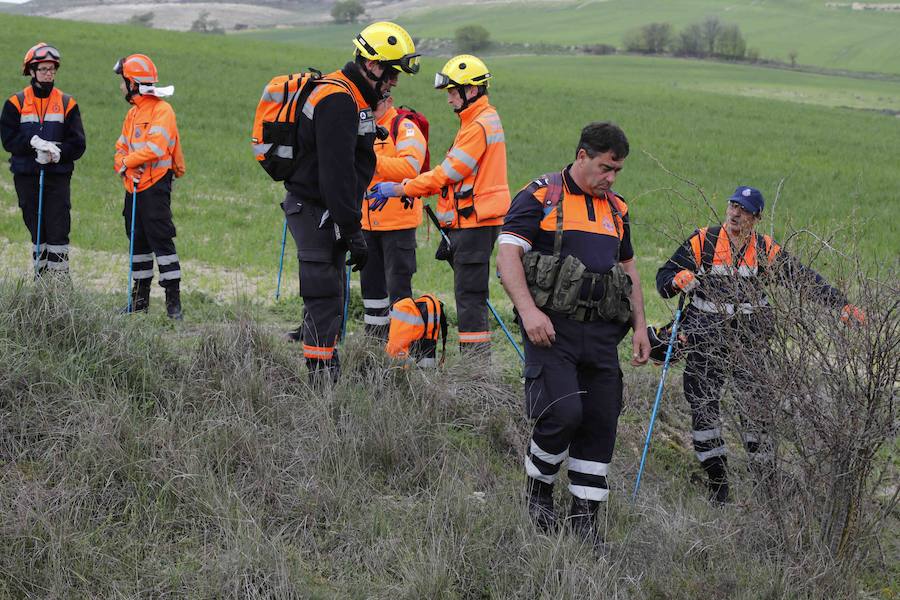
[59,101,85,163]
[114,112,130,174]
[377,118,426,181]
[656,232,701,298]
[0,99,31,156]
[497,243,555,348]
[616,212,650,364]
[314,92,363,233]
[401,123,485,198]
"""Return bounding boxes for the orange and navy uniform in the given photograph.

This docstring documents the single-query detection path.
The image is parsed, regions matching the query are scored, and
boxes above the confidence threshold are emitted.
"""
[362,106,426,231]
[114,94,185,193]
[500,166,635,504]
[499,166,633,272]
[2,84,85,175]
[401,95,509,229]
[656,225,846,314]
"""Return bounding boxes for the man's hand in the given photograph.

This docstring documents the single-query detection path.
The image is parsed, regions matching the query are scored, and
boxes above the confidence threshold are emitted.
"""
[631,325,651,366]
[366,182,404,211]
[343,229,368,272]
[673,269,698,292]
[520,306,555,348]
[841,303,866,326]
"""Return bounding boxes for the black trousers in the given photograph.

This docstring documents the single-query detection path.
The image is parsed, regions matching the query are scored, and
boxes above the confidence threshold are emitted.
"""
[122,172,180,288]
[682,308,774,473]
[14,172,71,274]
[448,226,498,351]
[283,194,346,368]
[523,310,629,502]
[359,228,417,338]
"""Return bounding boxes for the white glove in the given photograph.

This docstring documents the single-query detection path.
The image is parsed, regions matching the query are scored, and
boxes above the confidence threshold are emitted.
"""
[35,149,53,165]
[31,135,57,151]
[31,136,62,163]
[47,144,61,163]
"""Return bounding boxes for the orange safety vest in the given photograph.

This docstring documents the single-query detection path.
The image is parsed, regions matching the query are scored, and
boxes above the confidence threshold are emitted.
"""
[115,94,185,193]
[402,95,509,229]
[688,225,782,315]
[361,106,427,231]
[8,86,77,175]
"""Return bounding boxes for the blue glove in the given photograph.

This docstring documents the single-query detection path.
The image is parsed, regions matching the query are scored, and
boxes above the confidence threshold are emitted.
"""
[366,182,401,211]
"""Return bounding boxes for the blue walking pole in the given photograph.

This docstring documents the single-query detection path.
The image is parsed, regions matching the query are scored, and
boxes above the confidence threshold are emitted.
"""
[633,293,687,500]
[126,179,138,312]
[341,260,351,342]
[275,216,287,301]
[423,204,524,363]
[34,169,45,275]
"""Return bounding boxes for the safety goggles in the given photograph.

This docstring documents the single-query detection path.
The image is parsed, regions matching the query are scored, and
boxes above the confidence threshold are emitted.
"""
[355,34,420,74]
[32,46,60,62]
[113,57,126,75]
[433,72,457,89]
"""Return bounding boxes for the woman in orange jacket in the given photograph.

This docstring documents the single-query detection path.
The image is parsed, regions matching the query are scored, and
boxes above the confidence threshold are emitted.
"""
[113,54,186,319]
[368,55,510,355]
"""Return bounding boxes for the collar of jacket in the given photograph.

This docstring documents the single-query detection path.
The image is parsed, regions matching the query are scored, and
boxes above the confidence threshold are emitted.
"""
[376,105,399,127]
[562,164,588,196]
[342,61,381,109]
[457,95,491,126]
[30,78,54,99]
[131,93,159,108]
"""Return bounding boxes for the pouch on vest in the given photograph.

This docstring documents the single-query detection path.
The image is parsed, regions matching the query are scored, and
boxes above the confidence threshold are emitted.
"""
[522,251,560,308]
[251,69,322,181]
[599,263,633,324]
[548,254,586,313]
[386,293,448,367]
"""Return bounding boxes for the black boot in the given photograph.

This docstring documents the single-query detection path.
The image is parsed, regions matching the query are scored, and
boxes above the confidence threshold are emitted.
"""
[567,496,606,551]
[526,478,556,533]
[702,456,731,504]
[165,285,183,320]
[122,279,151,314]
[283,325,303,343]
[306,353,340,387]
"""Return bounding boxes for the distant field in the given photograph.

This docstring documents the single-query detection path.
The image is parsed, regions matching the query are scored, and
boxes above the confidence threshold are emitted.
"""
[242,0,900,76]
[1,14,898,323]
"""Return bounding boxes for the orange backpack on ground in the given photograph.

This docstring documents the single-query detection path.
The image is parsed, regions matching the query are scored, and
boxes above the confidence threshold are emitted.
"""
[386,294,448,367]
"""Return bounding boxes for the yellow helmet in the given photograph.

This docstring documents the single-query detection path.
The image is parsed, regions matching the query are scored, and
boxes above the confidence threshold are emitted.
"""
[434,55,491,89]
[353,22,420,75]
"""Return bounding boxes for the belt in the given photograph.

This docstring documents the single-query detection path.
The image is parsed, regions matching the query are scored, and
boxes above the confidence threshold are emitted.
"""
[691,296,767,315]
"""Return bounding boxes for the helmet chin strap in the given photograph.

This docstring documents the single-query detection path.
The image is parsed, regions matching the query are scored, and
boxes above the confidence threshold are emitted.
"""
[454,85,485,113]
[356,56,395,97]
[123,77,140,104]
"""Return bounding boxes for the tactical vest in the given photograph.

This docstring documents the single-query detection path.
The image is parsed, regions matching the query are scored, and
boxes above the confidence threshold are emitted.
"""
[8,86,75,175]
[521,171,632,323]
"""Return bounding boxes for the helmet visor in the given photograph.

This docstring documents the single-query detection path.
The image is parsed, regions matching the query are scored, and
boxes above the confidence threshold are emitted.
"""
[381,53,421,75]
[434,72,452,89]
[32,45,60,62]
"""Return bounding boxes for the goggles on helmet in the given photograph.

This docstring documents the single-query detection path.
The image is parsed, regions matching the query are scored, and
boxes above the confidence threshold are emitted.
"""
[354,34,420,75]
[434,72,455,89]
[113,57,126,76]
[32,45,61,62]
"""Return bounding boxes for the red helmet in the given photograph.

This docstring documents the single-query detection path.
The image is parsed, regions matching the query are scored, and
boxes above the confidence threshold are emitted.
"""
[113,54,158,84]
[22,43,61,76]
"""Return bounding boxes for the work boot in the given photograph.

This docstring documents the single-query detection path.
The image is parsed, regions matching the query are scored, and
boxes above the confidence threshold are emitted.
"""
[165,285,183,320]
[121,279,151,314]
[526,478,556,533]
[566,496,607,552]
[283,325,303,343]
[702,456,731,505]
[306,353,340,388]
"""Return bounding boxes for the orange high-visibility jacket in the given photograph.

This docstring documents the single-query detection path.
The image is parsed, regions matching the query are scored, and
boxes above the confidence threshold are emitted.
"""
[362,106,427,231]
[114,94,185,193]
[401,95,509,229]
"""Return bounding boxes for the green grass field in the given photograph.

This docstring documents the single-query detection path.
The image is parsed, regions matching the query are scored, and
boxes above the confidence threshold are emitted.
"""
[242,0,900,76]
[1,14,898,327]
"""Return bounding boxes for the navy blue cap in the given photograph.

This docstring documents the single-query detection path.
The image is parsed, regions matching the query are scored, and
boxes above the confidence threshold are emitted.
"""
[728,186,764,215]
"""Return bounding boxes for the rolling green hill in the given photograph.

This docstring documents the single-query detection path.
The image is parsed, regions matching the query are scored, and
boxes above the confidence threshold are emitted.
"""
[1,14,898,320]
[244,0,900,76]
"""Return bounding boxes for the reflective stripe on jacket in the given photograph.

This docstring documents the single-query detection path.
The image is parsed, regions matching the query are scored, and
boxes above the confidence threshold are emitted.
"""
[362,106,426,231]
[8,86,76,175]
[115,94,185,193]
[402,95,509,229]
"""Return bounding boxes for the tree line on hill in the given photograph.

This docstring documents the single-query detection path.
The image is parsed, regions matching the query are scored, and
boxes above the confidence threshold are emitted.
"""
[624,17,758,61]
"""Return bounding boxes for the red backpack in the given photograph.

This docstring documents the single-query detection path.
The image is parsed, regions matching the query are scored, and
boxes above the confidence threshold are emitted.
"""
[390,105,430,171]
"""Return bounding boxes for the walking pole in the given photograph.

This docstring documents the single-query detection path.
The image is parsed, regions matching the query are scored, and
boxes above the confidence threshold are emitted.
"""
[341,259,351,342]
[633,293,687,500]
[423,204,525,363]
[275,216,288,301]
[126,178,138,312]
[34,169,45,275]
